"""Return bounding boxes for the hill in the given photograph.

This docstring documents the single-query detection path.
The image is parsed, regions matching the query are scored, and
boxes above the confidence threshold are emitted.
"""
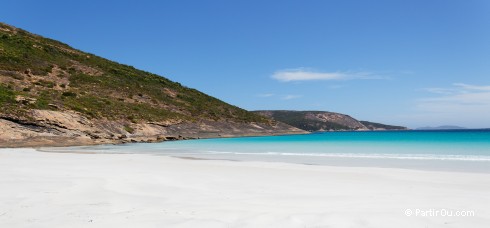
[253,110,366,131]
[360,121,408,130]
[0,23,305,147]
[253,110,408,132]
[416,125,466,130]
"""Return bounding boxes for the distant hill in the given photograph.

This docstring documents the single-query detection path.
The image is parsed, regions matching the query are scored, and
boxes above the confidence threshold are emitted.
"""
[0,23,305,147]
[416,125,466,130]
[360,121,408,130]
[253,110,408,132]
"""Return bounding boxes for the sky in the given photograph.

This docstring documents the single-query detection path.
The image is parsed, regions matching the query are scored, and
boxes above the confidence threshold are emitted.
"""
[2,0,490,128]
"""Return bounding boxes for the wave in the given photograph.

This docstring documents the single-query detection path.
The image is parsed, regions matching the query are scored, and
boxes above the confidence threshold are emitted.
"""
[39,147,490,162]
[202,150,490,161]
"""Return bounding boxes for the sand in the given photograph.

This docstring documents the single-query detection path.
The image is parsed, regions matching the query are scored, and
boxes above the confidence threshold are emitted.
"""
[0,148,489,228]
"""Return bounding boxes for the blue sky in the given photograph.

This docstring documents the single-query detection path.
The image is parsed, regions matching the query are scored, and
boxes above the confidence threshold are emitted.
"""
[2,0,490,128]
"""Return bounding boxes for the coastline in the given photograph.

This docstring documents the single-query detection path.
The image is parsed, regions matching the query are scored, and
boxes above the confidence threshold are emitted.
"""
[38,143,490,174]
[0,130,310,148]
[1,148,489,227]
[0,113,309,148]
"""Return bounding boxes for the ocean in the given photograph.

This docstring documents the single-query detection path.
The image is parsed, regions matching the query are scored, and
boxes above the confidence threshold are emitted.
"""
[46,130,490,173]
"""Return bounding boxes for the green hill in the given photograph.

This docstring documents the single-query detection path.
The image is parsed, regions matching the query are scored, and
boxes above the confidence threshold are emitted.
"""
[254,110,408,132]
[359,121,408,130]
[253,110,368,131]
[0,23,304,147]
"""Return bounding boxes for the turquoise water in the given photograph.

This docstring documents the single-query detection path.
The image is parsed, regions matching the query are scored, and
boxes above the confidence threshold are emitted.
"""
[48,130,490,172]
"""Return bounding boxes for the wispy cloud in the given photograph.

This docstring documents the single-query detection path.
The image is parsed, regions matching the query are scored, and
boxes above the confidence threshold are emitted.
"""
[416,83,490,126]
[424,83,490,95]
[256,93,302,100]
[452,83,490,91]
[420,92,490,108]
[282,95,302,100]
[271,68,385,82]
[423,87,458,95]
[257,93,275,97]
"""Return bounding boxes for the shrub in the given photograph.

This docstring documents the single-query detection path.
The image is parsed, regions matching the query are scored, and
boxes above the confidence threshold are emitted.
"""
[124,125,135,134]
[0,84,15,105]
[62,91,77,97]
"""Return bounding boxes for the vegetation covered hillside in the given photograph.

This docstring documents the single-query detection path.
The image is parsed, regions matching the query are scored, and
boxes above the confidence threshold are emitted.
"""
[0,23,267,123]
[254,110,368,131]
[254,110,408,132]
[0,23,304,147]
[360,121,408,130]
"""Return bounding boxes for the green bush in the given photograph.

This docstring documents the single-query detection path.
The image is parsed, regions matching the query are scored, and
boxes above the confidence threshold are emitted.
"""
[62,91,77,97]
[0,84,15,105]
[123,125,135,134]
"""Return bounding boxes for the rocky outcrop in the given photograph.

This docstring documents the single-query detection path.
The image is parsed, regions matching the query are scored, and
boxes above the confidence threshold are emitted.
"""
[0,109,307,147]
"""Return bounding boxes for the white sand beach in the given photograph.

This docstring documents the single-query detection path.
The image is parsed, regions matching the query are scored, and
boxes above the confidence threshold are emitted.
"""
[1,148,489,228]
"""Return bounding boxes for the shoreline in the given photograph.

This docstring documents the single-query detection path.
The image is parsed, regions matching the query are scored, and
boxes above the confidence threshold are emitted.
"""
[0,131,311,149]
[4,128,443,149]
[35,146,490,174]
[1,148,489,227]
[13,126,489,149]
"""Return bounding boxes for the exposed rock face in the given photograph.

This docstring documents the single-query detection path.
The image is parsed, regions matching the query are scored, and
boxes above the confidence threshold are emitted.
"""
[0,109,306,147]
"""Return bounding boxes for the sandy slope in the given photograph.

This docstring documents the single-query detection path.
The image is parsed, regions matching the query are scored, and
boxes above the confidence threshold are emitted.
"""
[0,148,489,228]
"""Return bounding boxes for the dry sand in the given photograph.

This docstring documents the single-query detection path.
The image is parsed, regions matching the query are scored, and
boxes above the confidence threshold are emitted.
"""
[0,148,489,227]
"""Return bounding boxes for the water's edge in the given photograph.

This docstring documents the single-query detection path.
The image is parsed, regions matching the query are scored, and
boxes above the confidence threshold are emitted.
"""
[37,130,490,173]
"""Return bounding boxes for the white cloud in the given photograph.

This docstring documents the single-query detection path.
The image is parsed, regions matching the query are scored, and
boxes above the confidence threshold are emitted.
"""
[420,92,490,109]
[423,87,458,95]
[257,93,274,97]
[255,93,302,100]
[423,83,490,95]
[282,95,302,100]
[452,83,490,91]
[415,83,490,127]
[271,68,385,82]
